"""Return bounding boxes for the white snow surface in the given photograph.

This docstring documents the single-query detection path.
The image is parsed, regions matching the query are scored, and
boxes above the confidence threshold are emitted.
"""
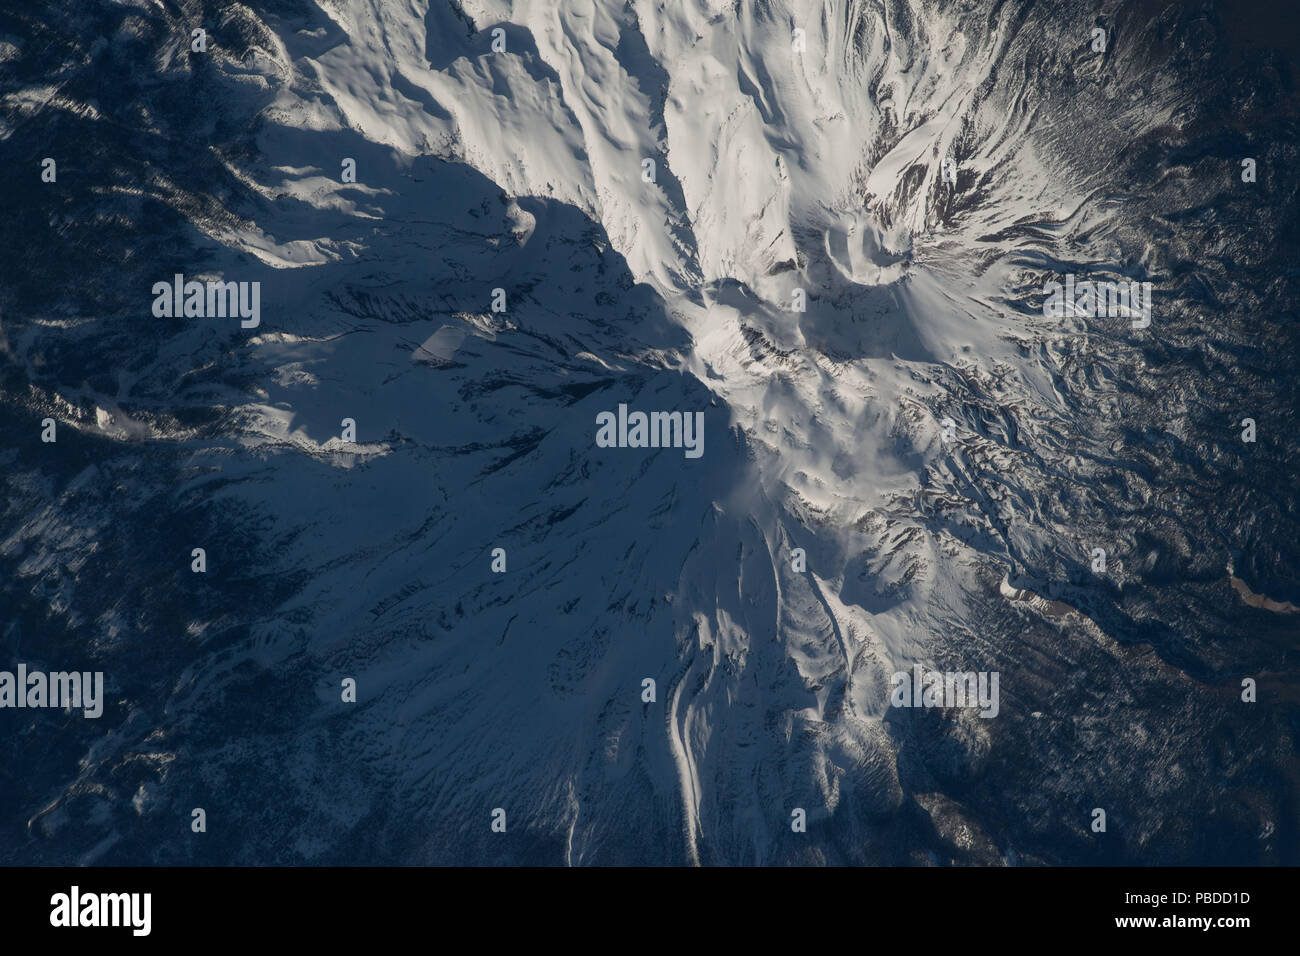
[14,0,1198,864]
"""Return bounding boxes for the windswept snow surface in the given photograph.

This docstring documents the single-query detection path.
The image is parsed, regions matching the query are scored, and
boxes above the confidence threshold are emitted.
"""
[1,0,1298,864]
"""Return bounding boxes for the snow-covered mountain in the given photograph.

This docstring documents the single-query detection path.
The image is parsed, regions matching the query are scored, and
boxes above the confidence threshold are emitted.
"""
[1,0,1297,864]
